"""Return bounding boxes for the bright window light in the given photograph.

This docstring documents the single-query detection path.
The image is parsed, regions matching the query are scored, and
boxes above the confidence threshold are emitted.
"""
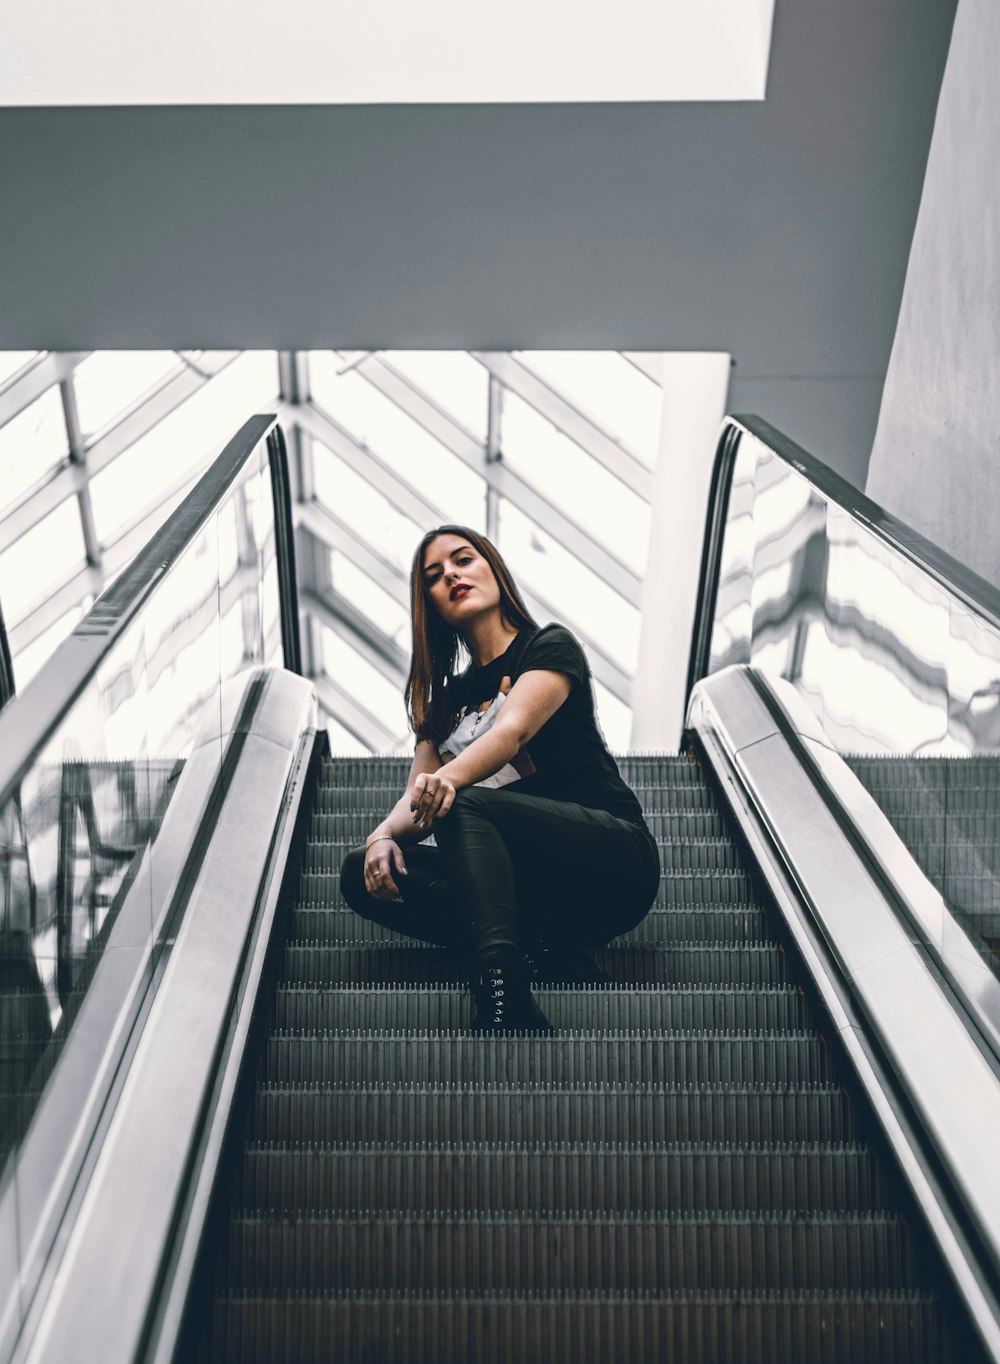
[0,386,69,513]
[0,496,85,623]
[515,352,663,469]
[1,1,776,105]
[74,351,183,439]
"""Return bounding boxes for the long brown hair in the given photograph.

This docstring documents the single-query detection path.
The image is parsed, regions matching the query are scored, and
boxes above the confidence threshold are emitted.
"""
[406,525,536,743]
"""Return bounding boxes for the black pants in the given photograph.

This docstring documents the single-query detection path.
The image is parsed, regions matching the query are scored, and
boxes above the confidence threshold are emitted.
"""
[340,786,660,965]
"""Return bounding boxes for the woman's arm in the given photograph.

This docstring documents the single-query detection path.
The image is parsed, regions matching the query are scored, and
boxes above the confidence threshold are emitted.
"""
[363,739,442,899]
[409,670,572,828]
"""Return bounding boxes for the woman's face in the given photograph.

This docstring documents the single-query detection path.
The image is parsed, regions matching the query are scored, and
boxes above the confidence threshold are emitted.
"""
[421,534,501,628]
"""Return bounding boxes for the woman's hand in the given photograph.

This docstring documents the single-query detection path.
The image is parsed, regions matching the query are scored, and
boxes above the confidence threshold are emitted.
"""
[410,770,457,829]
[364,837,407,901]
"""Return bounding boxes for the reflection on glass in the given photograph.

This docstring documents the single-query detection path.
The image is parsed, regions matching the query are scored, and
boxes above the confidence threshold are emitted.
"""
[0,387,69,514]
[501,393,650,577]
[706,424,1000,985]
[0,433,284,1279]
[0,498,87,626]
[73,352,182,438]
[12,602,94,692]
[310,353,485,528]
[514,352,663,469]
[708,438,758,674]
[947,602,1000,753]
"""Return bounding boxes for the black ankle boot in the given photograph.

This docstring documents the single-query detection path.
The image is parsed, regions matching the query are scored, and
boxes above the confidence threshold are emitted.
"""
[468,955,554,1035]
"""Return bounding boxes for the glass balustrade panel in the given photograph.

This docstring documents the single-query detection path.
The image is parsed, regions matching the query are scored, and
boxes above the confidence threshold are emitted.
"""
[706,426,1000,986]
[0,433,282,1347]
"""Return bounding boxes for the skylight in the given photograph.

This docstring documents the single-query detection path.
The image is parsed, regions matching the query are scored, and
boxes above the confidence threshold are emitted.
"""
[1,0,775,106]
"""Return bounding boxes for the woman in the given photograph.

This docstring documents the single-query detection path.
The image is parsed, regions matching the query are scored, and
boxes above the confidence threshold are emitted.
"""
[339,525,660,1034]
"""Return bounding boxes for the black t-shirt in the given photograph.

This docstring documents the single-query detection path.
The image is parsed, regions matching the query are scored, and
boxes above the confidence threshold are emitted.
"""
[440,623,646,826]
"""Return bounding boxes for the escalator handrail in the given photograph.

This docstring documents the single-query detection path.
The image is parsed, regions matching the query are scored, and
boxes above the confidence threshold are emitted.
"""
[689,665,1000,1360]
[0,414,301,812]
[687,413,1000,704]
[0,596,13,712]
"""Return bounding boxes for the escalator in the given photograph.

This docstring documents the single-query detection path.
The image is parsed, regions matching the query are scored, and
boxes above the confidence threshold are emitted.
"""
[1,413,999,1364]
[188,751,976,1362]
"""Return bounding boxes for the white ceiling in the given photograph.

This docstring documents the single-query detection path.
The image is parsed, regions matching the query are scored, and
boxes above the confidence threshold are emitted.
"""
[0,0,775,105]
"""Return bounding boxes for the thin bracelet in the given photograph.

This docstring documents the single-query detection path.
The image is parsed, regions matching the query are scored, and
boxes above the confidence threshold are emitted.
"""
[366,835,395,851]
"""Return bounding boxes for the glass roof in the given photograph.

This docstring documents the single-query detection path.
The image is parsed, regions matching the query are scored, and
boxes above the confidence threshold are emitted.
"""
[0,347,692,754]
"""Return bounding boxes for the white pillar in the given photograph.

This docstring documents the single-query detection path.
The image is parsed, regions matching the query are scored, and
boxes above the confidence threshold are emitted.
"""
[631,352,731,751]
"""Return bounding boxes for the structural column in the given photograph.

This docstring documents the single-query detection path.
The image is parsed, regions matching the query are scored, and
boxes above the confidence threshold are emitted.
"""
[631,352,731,751]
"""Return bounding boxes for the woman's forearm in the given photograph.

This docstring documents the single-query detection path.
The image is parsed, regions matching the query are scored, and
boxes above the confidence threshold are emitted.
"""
[435,719,523,792]
[367,792,425,844]
[368,740,443,845]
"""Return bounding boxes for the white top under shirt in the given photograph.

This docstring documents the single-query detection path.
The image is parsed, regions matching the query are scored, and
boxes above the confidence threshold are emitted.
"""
[439,689,529,789]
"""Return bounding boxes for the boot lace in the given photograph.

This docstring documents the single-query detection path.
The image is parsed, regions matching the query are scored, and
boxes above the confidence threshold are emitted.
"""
[486,966,506,1023]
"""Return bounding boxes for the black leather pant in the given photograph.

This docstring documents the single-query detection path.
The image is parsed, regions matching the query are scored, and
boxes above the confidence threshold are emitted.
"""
[340,785,660,965]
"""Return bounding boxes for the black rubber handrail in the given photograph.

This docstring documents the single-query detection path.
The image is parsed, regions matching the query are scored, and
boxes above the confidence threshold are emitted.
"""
[686,414,1000,707]
[0,596,14,711]
[266,423,302,676]
[0,414,301,812]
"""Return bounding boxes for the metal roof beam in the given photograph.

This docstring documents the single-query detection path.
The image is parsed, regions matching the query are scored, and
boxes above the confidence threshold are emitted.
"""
[290,401,444,529]
[489,461,640,606]
[295,499,409,603]
[85,352,240,478]
[312,672,401,754]
[471,352,652,499]
[0,353,88,427]
[300,585,409,686]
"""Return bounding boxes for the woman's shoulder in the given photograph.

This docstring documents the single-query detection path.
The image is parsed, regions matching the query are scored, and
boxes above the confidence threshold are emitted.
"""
[514,621,589,679]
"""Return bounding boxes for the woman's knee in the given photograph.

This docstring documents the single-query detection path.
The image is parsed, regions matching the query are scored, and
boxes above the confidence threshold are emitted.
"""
[339,846,368,911]
[435,785,492,836]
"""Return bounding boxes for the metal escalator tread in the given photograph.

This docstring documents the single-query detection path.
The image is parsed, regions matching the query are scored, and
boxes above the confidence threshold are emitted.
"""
[196,751,972,1362]
[845,753,1000,959]
[292,904,777,946]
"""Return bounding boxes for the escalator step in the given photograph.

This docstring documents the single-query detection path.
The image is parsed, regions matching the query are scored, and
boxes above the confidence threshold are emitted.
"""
[248,1082,861,1146]
[856,814,1000,844]
[292,904,776,948]
[271,985,811,1034]
[216,1210,922,1294]
[846,755,1000,787]
[232,1142,890,1216]
[261,1032,834,1086]
[191,749,973,1363]
[298,870,759,908]
[304,837,746,874]
[845,788,1000,817]
[313,784,720,814]
[318,755,706,784]
[204,1291,954,1364]
[281,942,795,988]
[310,809,732,841]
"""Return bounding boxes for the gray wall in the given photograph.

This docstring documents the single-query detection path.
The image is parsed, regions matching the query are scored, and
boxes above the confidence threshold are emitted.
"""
[0,0,956,491]
[867,0,1000,585]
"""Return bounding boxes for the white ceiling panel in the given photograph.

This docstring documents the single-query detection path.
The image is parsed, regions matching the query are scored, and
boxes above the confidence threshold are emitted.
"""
[0,0,775,106]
